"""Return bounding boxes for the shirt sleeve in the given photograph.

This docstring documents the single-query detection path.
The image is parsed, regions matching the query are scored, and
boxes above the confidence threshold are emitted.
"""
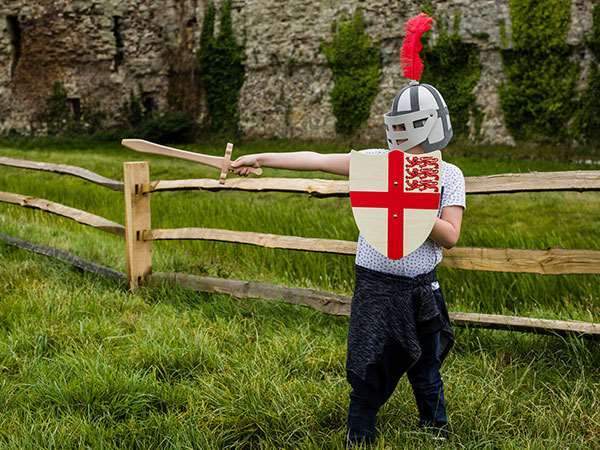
[441,165,466,210]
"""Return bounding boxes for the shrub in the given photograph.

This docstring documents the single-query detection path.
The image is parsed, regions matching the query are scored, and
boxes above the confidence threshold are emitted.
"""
[421,15,481,139]
[322,10,381,135]
[499,0,578,142]
[574,4,600,144]
[199,0,245,136]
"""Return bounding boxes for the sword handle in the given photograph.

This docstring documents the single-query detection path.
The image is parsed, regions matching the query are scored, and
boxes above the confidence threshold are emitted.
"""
[246,166,262,176]
[228,166,263,176]
[220,144,263,183]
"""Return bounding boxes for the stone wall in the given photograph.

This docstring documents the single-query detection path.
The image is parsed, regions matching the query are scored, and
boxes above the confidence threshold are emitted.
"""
[0,0,209,134]
[0,0,596,144]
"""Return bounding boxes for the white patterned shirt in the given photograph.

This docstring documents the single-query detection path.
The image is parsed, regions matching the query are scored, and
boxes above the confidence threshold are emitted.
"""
[353,148,467,290]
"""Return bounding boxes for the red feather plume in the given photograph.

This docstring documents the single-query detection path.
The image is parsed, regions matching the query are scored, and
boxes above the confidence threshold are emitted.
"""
[400,13,433,81]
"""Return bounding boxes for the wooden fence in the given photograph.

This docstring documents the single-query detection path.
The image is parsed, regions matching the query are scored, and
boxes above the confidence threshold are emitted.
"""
[1,155,599,337]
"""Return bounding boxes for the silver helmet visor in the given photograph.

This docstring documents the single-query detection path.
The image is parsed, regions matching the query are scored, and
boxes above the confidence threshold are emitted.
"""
[383,108,437,151]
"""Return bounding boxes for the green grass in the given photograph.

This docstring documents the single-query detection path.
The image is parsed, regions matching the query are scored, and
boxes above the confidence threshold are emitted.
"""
[0,140,599,448]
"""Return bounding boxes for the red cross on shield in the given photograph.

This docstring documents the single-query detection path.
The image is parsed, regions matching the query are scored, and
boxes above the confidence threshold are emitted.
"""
[349,149,442,259]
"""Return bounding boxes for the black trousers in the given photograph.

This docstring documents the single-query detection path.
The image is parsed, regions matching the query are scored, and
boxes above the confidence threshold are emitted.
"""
[346,291,448,441]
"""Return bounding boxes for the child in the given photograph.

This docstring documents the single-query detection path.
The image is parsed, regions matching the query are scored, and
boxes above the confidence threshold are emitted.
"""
[231,13,465,447]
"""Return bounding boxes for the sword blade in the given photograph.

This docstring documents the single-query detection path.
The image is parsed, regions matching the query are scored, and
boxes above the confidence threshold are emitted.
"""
[121,139,224,170]
[121,139,262,176]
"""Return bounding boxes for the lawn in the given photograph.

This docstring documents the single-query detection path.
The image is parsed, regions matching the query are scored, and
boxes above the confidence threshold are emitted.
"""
[0,138,598,448]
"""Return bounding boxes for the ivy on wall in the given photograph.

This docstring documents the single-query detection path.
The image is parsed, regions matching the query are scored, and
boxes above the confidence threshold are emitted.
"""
[420,14,482,139]
[322,10,381,135]
[40,82,77,135]
[199,0,245,136]
[38,81,105,136]
[35,80,194,142]
[499,0,579,141]
[574,4,600,144]
[120,87,195,143]
[589,4,600,57]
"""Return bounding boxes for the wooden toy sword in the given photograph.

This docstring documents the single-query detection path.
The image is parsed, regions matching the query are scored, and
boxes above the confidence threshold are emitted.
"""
[121,139,262,184]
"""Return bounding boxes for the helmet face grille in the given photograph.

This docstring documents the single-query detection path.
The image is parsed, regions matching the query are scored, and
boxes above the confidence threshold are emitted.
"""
[384,108,437,151]
[385,83,453,152]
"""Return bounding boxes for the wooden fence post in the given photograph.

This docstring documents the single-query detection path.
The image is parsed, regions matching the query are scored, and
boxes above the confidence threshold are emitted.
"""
[123,161,152,290]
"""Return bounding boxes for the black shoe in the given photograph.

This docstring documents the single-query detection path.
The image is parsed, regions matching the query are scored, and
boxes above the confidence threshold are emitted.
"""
[345,429,378,448]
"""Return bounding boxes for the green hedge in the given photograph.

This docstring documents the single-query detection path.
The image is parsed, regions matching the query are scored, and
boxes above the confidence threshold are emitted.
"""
[574,4,600,144]
[37,82,105,136]
[199,0,245,136]
[499,0,578,142]
[322,11,381,135]
[421,14,481,139]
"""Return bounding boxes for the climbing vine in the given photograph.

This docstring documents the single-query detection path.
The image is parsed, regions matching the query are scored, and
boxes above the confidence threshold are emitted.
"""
[40,81,75,135]
[119,86,195,143]
[322,10,381,135]
[589,4,600,56]
[499,0,578,141]
[421,13,481,139]
[574,4,600,144]
[199,0,245,136]
[38,81,105,136]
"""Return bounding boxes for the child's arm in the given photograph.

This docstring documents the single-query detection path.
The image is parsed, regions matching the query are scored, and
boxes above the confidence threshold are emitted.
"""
[234,152,462,247]
[231,152,350,176]
[429,206,463,249]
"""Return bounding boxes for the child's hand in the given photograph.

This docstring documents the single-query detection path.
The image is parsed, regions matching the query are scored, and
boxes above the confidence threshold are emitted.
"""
[230,154,261,176]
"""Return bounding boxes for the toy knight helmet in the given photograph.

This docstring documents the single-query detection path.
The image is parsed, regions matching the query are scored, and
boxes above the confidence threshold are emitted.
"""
[384,13,453,153]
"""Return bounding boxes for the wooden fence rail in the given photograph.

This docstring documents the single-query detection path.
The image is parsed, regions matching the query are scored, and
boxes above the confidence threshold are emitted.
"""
[0,232,126,281]
[0,191,124,236]
[0,156,123,191]
[3,184,599,275]
[1,232,598,338]
[2,155,600,196]
[144,227,600,275]
[149,271,599,337]
[142,171,600,196]
[1,155,599,337]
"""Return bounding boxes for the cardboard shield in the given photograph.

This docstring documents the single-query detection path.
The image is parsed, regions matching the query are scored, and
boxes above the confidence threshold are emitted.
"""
[349,149,442,259]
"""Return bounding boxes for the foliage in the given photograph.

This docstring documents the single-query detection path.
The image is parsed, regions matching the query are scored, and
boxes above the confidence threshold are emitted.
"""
[38,81,106,136]
[322,10,381,135]
[134,111,196,143]
[588,4,600,56]
[499,0,578,141]
[114,88,196,143]
[34,81,194,143]
[40,81,73,135]
[574,4,600,144]
[199,0,245,136]
[120,89,144,130]
[421,15,481,139]
[575,64,600,144]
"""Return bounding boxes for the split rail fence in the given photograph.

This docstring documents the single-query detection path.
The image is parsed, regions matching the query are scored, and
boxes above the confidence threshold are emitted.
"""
[1,154,599,338]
